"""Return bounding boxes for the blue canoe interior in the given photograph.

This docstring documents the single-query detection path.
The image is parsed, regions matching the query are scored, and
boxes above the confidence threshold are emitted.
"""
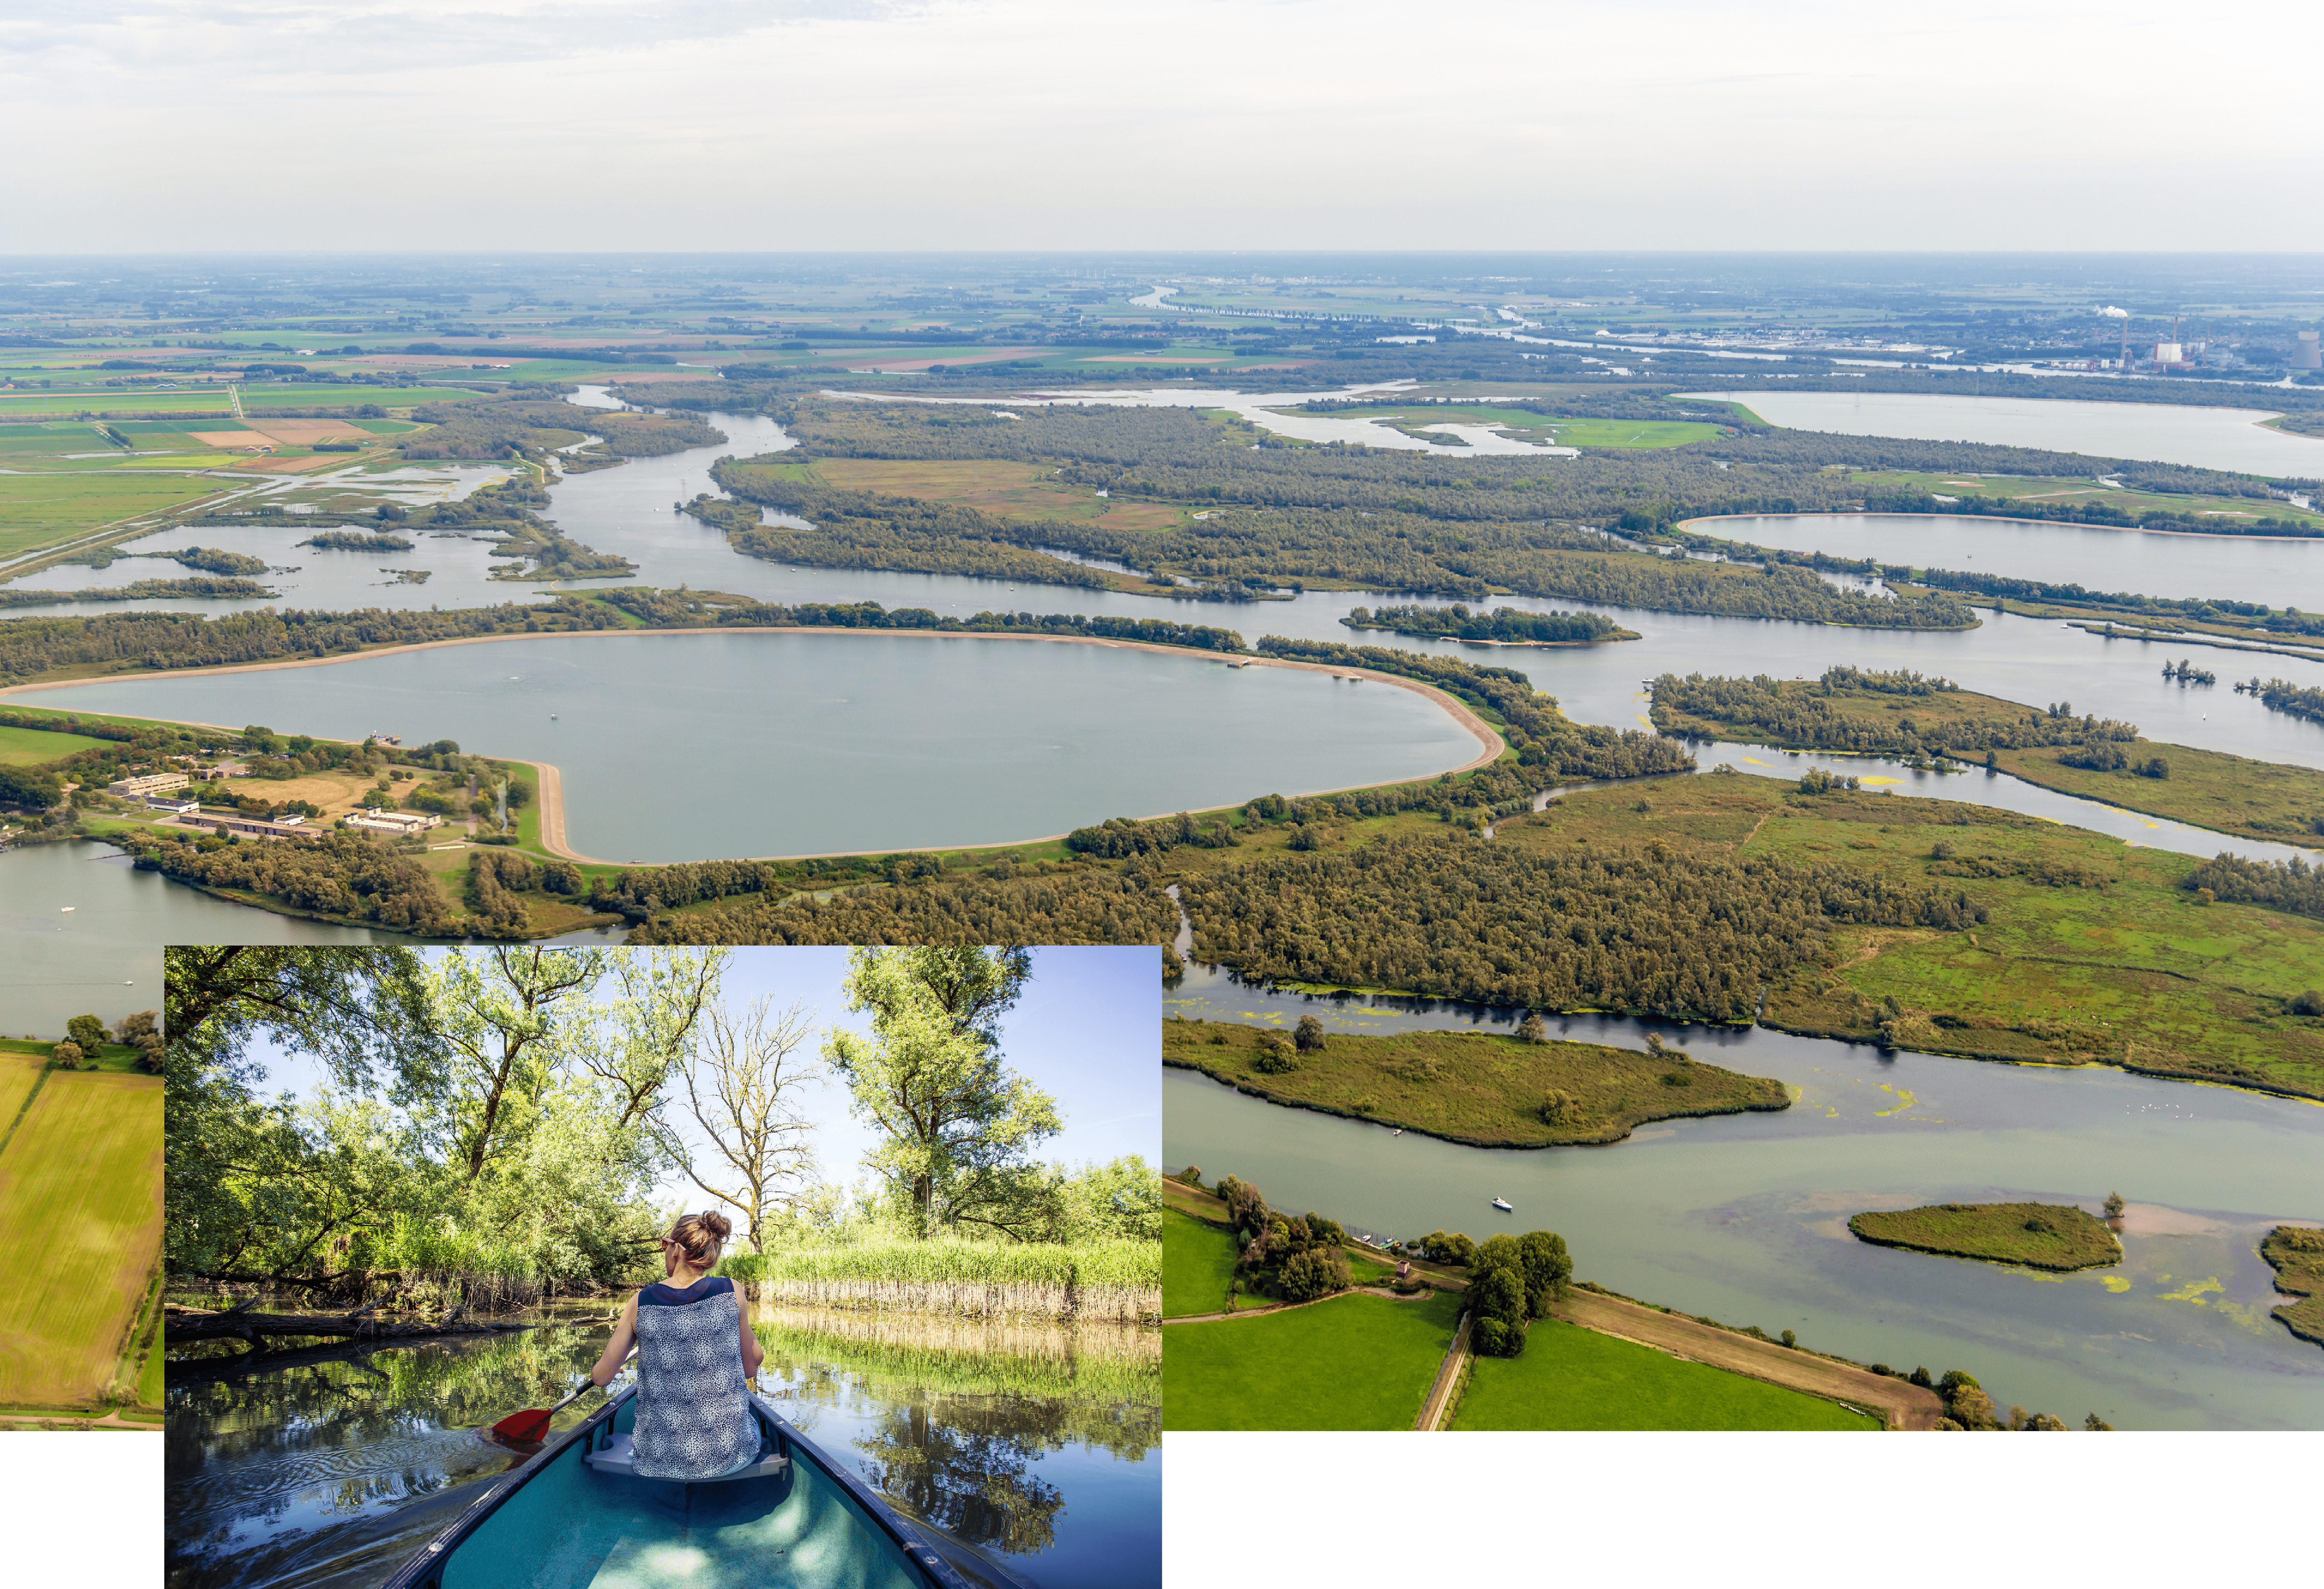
[379,1386,987,1589]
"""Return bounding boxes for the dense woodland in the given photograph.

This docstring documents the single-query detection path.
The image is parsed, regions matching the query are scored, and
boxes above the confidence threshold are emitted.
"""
[1175,831,1985,1019]
[0,577,276,609]
[630,865,1178,947]
[1651,671,2142,758]
[716,462,1976,623]
[132,827,456,933]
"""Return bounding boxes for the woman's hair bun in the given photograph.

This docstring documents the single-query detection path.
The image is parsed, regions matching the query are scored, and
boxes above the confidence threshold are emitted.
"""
[700,1210,732,1241]
[665,1209,732,1266]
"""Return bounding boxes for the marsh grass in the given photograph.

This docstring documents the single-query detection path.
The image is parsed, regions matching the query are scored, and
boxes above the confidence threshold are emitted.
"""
[2260,1226,2324,1349]
[752,1306,1159,1405]
[722,1239,1160,1322]
[1848,1201,2120,1272]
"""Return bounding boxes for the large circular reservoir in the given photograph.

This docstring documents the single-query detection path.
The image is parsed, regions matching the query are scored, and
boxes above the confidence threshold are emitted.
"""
[15,632,1490,862]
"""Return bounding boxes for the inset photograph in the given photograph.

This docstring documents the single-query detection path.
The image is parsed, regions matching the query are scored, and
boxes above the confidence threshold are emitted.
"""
[163,944,1159,1589]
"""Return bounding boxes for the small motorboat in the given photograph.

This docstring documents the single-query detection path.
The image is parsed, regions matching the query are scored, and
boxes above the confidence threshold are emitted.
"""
[379,1384,980,1589]
[1491,1197,1514,1213]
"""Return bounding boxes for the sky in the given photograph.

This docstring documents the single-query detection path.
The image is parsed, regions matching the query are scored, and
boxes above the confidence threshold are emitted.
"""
[249,944,1162,1216]
[6,1,2320,252]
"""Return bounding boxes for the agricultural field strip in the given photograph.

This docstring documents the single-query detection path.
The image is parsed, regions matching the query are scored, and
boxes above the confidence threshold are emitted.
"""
[0,1073,163,1408]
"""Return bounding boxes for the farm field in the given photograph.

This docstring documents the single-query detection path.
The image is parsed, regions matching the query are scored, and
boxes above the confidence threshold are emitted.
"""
[0,472,234,557]
[0,721,113,764]
[1162,1288,1461,1429]
[1163,1206,1240,1317]
[1450,1319,1881,1431]
[0,1052,45,1143]
[0,1068,163,1413]
[0,385,480,418]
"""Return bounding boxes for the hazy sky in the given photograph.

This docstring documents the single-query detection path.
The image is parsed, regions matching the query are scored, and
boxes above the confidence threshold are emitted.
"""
[252,945,1162,1216]
[8,1,2319,252]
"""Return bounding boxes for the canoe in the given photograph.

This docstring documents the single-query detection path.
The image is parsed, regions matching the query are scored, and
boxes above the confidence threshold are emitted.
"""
[380,1385,981,1589]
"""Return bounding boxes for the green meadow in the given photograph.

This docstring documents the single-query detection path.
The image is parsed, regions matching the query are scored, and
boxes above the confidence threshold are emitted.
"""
[1163,1206,1240,1317]
[1451,1320,1880,1431]
[0,473,234,557]
[1162,1288,1462,1430]
[0,723,114,765]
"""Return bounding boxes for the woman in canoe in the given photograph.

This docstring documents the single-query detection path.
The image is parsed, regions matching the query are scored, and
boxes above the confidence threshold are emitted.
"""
[586,1210,766,1480]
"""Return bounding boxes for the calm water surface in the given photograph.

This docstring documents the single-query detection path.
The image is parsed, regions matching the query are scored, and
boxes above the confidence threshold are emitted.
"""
[1161,977,2324,1431]
[0,841,393,1036]
[164,1305,1158,1589]
[1685,389,2324,476]
[25,634,1481,861]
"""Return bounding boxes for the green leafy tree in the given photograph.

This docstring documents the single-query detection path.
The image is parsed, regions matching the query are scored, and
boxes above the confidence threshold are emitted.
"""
[824,947,1060,1239]
[1468,1262,1527,1356]
[1516,1230,1573,1312]
[66,1014,106,1053]
[50,1042,84,1070]
[1293,1015,1327,1053]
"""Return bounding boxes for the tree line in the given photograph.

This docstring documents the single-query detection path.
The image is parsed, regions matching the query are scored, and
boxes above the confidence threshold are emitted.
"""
[0,577,276,610]
[1342,604,1632,644]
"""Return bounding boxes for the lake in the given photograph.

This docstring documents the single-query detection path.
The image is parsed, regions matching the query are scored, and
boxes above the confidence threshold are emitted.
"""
[1684,390,2324,476]
[163,1304,1158,1589]
[0,840,393,1039]
[1161,974,2324,1431]
[20,633,1485,862]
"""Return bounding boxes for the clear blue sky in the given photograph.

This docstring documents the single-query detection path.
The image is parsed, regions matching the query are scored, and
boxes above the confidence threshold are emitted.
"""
[250,946,1160,1210]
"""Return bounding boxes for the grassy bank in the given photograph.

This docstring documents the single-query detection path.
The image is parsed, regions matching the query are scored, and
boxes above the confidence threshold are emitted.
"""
[1848,1202,2120,1272]
[1162,1288,1463,1430]
[1163,1018,1790,1147]
[1450,1319,1880,1431]
[1163,1207,1242,1317]
[752,1307,1161,1405]
[719,1239,1160,1323]
[2260,1226,2324,1349]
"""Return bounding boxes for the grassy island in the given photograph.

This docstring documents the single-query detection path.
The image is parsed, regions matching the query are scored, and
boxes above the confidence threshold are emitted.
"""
[2260,1226,2324,1349]
[1848,1201,2120,1271]
[1163,1019,1790,1148]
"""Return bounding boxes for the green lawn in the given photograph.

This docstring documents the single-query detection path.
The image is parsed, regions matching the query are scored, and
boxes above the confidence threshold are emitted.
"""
[1163,1288,1462,1430]
[1451,1320,1880,1431]
[0,723,111,766]
[1164,1207,1240,1317]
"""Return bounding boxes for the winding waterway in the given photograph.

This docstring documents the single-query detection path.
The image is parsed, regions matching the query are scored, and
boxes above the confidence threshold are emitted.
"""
[1161,975,2324,1431]
[163,1305,1158,1589]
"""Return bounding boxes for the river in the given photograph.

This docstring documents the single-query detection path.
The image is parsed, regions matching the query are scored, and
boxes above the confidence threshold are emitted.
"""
[1685,390,2324,477]
[162,1304,1158,1589]
[1160,973,2324,1431]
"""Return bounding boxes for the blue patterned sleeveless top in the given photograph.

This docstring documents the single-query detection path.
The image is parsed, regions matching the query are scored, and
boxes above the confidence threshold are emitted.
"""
[630,1275,760,1480]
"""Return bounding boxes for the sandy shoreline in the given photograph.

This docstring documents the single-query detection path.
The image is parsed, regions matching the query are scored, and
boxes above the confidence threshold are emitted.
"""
[1,627,1505,868]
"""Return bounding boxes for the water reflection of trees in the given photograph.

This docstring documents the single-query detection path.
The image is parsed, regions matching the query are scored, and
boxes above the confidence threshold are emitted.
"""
[752,1309,1161,1559]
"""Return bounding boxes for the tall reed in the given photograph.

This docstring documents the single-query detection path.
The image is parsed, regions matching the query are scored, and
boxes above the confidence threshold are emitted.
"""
[721,1239,1160,1322]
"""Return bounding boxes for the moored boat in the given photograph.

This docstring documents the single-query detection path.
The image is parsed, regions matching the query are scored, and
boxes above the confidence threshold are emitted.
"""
[380,1384,979,1589]
[1491,1197,1513,1212]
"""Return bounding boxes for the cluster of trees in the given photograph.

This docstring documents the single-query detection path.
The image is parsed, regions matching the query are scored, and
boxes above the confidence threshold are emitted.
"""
[399,396,725,463]
[129,826,458,934]
[1873,490,2317,538]
[1820,665,1956,696]
[300,531,414,553]
[1914,565,2285,627]
[1176,831,1987,1019]
[709,475,1113,591]
[1652,672,2141,759]
[1341,604,1631,644]
[1066,810,1240,859]
[1925,842,2111,890]
[591,587,1247,652]
[2183,853,2324,922]
[1465,1231,1574,1357]
[630,863,1178,947]
[464,848,584,935]
[1210,1176,1355,1304]
[2246,677,2324,725]
[152,546,271,575]
[0,577,276,610]
[2161,659,2216,685]
[48,1010,162,1073]
[0,595,629,687]
[2057,740,2171,779]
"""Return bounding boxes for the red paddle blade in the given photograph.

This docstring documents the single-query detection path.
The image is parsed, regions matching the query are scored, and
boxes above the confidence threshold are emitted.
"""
[490,1408,553,1442]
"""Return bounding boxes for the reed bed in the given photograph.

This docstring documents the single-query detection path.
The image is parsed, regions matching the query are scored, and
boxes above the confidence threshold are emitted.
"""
[752,1307,1160,1405]
[722,1239,1161,1322]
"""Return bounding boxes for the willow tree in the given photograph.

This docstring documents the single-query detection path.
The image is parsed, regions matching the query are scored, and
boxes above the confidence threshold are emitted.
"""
[824,947,1060,1240]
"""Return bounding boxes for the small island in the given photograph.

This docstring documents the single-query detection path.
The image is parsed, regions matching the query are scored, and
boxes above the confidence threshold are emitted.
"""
[300,530,416,553]
[2260,1225,2324,1349]
[1848,1201,2121,1272]
[1342,603,1638,646]
[1163,1018,1789,1148]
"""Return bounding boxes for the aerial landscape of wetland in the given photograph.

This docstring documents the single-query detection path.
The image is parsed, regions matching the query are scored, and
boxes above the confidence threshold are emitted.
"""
[3,249,2322,1584]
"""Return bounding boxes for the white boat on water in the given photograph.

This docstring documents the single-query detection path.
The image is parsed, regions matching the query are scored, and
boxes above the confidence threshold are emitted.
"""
[1491,1197,1513,1212]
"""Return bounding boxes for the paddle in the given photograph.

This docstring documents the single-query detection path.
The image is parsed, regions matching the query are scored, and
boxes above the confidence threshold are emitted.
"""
[491,1354,630,1443]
